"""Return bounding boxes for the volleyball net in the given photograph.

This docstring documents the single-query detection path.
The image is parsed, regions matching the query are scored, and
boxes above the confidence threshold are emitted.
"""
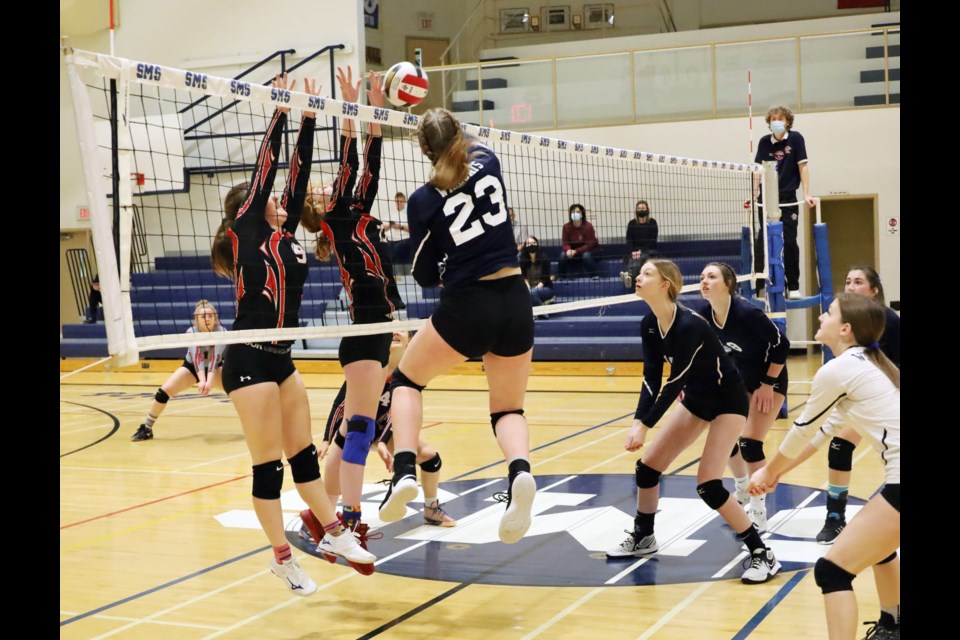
[64,47,768,365]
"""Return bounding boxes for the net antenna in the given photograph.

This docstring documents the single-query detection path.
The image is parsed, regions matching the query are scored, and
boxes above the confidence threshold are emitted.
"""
[65,47,761,362]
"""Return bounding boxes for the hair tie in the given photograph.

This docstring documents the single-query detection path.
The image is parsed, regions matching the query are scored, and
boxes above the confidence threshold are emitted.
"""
[868,341,880,349]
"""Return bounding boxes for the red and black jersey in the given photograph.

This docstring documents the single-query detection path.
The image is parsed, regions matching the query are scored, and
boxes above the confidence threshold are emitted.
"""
[320,134,404,323]
[227,111,314,345]
[323,378,393,445]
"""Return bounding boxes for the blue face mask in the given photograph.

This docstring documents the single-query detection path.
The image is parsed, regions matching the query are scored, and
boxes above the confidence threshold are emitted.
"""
[770,121,786,135]
[571,213,583,222]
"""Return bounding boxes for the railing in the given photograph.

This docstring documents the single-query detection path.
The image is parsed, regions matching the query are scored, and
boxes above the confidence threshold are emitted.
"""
[65,248,95,318]
[426,25,900,131]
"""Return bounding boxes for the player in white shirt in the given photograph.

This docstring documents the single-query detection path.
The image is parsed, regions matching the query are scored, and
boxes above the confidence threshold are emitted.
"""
[749,293,900,640]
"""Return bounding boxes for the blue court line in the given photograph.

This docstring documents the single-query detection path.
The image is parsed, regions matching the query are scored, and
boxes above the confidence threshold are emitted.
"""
[61,411,632,627]
[59,545,269,627]
[731,570,810,639]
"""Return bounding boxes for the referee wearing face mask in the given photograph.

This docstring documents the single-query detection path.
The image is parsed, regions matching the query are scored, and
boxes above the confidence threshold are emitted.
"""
[753,105,816,300]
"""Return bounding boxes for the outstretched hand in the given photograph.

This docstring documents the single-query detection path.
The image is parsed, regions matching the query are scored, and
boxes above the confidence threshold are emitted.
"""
[337,66,362,104]
[367,71,385,108]
[302,77,321,118]
[272,73,294,114]
[748,466,779,496]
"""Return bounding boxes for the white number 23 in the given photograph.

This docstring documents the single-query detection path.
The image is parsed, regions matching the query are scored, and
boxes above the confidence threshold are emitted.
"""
[442,175,507,246]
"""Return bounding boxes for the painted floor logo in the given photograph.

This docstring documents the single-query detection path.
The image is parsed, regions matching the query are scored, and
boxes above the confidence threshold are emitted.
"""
[215,474,863,587]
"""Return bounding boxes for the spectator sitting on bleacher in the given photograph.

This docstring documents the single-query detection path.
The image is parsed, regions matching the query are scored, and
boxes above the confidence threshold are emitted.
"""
[620,200,659,289]
[83,275,102,324]
[520,236,554,308]
[558,203,599,280]
[510,207,530,253]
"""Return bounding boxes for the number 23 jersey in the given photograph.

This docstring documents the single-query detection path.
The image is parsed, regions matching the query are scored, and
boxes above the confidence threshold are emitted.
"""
[407,144,519,289]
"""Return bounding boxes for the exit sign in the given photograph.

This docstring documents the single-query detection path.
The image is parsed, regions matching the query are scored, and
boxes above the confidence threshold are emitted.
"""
[78,206,91,221]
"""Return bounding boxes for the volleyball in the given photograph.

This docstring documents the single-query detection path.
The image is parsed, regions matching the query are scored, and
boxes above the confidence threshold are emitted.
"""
[384,61,429,108]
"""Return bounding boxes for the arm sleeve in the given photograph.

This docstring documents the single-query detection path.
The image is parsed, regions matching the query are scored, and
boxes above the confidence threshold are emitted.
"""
[561,224,572,252]
[353,135,382,214]
[326,135,359,219]
[408,192,443,287]
[581,223,599,252]
[540,260,553,287]
[280,115,315,234]
[634,317,664,423]
[234,110,286,235]
[780,361,846,458]
[754,136,767,164]
[792,131,808,164]
[625,222,637,251]
[743,303,789,367]
[636,318,710,428]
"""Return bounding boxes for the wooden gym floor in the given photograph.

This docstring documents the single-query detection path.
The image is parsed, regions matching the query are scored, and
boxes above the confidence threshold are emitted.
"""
[60,355,886,639]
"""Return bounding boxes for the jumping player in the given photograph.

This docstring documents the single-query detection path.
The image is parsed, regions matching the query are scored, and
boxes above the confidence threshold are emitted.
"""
[211,74,373,595]
[378,108,537,545]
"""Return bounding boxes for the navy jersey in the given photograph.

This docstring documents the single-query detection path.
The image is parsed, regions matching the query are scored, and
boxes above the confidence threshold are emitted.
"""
[688,296,789,379]
[407,144,518,288]
[323,379,392,444]
[635,305,743,428]
[882,306,900,369]
[754,130,808,194]
[228,111,313,345]
[320,135,403,323]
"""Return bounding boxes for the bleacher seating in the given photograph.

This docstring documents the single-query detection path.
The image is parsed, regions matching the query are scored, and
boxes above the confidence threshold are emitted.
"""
[61,237,741,361]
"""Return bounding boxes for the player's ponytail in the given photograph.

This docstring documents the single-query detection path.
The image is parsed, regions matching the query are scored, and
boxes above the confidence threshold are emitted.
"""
[836,293,899,389]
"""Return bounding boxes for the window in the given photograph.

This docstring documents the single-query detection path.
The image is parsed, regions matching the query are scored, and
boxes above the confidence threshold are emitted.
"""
[500,8,530,33]
[542,5,570,31]
[584,3,615,29]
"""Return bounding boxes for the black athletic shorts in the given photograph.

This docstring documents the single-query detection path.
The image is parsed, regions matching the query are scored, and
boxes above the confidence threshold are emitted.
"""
[221,343,296,394]
[431,275,534,359]
[339,331,393,367]
[180,359,199,382]
[880,483,900,513]
[740,365,789,395]
[682,382,750,422]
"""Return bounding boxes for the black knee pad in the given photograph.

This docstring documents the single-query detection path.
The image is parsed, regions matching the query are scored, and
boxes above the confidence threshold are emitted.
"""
[696,479,729,510]
[491,409,525,436]
[730,443,740,458]
[333,430,346,449]
[635,460,662,489]
[288,444,321,484]
[814,558,855,594]
[419,453,442,473]
[739,437,765,464]
[877,551,898,565]
[828,437,856,472]
[252,459,284,499]
[155,388,170,404]
[390,368,425,393]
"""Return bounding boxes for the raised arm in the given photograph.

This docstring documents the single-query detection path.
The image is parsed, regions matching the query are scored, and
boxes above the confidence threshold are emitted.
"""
[233,74,290,234]
[353,72,385,214]
[327,67,361,218]
[280,77,320,234]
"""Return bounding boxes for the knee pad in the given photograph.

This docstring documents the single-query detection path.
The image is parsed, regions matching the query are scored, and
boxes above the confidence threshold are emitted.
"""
[828,437,856,472]
[730,443,740,458]
[814,558,855,594]
[877,551,898,565]
[739,437,765,464]
[288,444,321,484]
[635,460,662,489]
[490,409,525,436]
[155,388,170,404]
[419,453,442,473]
[696,479,729,510]
[333,430,346,449]
[342,416,375,465]
[251,460,284,500]
[390,368,425,394]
